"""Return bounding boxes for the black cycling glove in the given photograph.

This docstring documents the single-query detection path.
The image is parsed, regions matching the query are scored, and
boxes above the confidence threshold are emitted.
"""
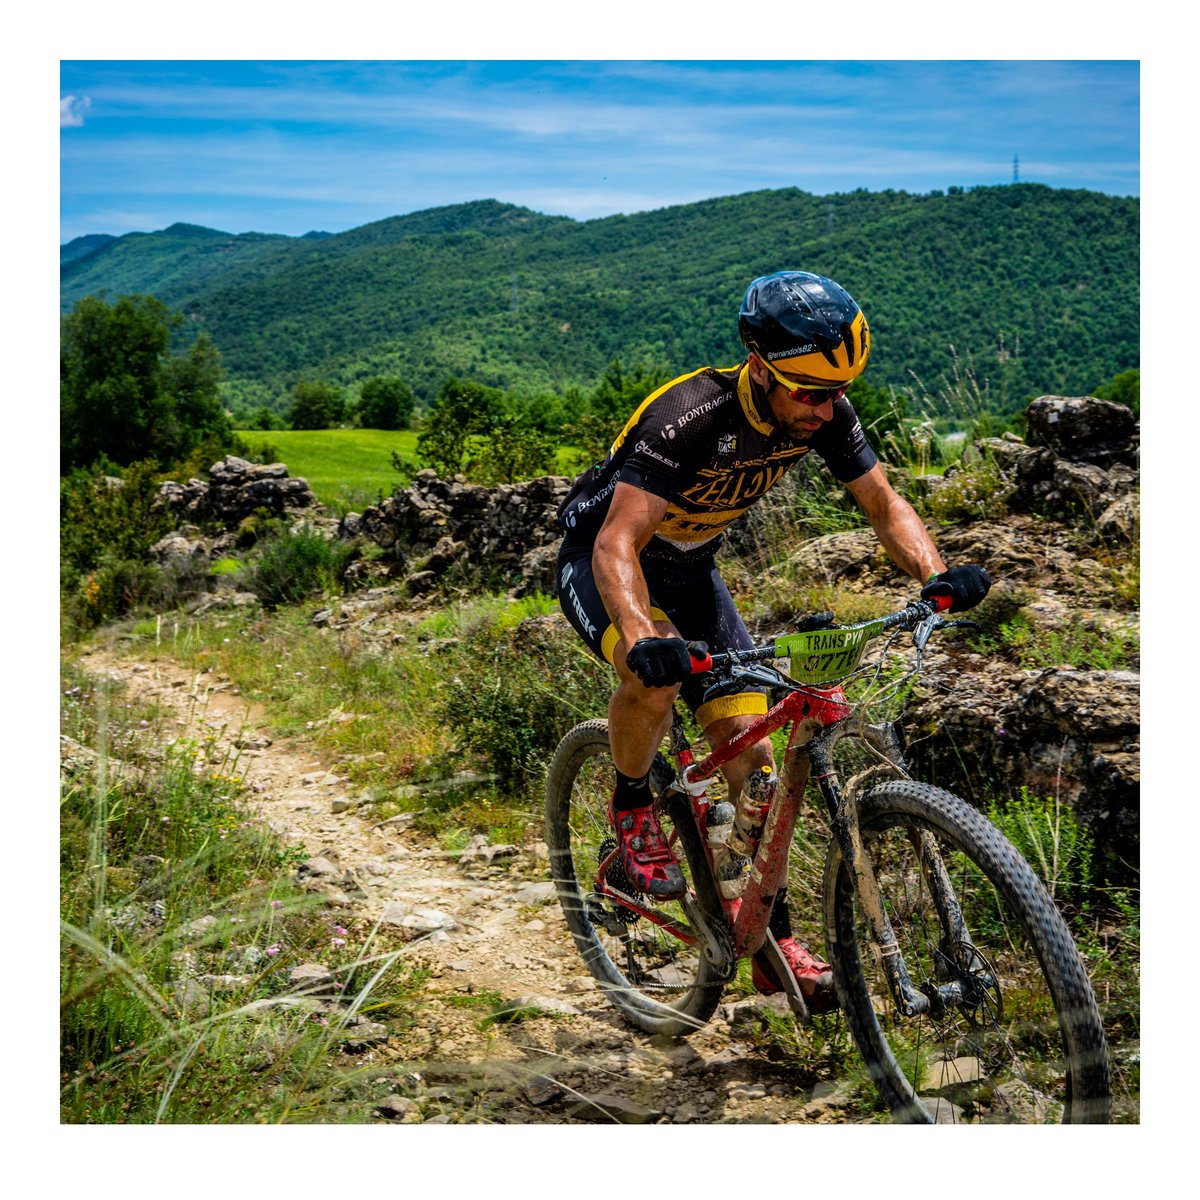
[920,564,992,613]
[626,637,709,688]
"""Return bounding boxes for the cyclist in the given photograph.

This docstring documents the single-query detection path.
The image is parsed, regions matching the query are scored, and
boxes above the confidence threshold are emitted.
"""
[554,271,990,1010]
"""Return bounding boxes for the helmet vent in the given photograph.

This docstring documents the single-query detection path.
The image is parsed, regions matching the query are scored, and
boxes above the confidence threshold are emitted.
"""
[840,322,855,367]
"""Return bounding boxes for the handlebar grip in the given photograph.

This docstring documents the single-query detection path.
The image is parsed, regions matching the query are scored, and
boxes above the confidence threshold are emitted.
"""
[930,594,952,613]
[688,647,714,674]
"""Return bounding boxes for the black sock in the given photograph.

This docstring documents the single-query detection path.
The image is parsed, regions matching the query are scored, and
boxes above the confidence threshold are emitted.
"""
[768,888,793,940]
[612,768,652,811]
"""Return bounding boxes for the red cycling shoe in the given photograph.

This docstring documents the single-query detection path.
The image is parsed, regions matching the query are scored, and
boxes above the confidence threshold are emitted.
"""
[752,936,838,1013]
[608,797,687,899]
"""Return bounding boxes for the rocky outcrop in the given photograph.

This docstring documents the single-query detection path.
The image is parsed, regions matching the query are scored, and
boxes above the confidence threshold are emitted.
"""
[159,456,318,527]
[347,470,570,597]
[906,652,1139,870]
[972,396,1138,531]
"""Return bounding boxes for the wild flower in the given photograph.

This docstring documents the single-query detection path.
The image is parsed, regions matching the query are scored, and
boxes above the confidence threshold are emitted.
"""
[266,944,281,956]
[331,938,346,948]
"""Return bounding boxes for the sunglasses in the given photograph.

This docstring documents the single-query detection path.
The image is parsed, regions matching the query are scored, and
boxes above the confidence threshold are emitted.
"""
[761,358,848,407]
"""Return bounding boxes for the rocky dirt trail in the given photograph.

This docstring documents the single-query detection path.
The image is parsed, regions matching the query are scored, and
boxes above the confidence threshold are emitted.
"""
[78,644,866,1126]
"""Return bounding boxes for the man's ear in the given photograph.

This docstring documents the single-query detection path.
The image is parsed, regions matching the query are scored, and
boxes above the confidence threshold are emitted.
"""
[746,352,768,386]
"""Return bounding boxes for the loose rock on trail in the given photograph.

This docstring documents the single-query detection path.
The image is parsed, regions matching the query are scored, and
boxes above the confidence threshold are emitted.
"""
[77,644,868,1126]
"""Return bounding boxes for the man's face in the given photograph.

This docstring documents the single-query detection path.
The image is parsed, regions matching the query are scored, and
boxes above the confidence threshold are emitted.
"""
[751,355,843,439]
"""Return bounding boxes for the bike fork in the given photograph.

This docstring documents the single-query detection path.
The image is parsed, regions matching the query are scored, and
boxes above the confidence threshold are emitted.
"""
[810,730,933,1018]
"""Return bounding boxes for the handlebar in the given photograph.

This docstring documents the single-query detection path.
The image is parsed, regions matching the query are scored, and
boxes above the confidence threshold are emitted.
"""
[687,594,952,677]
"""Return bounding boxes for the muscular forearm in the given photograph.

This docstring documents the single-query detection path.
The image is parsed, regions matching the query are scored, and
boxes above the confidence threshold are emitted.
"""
[863,490,946,583]
[593,526,662,647]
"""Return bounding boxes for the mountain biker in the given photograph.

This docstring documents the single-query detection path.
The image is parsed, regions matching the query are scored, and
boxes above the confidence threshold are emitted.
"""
[554,271,990,1011]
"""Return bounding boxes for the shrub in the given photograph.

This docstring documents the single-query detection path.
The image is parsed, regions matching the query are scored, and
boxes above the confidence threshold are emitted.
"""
[438,613,611,792]
[247,524,355,608]
[921,452,1013,523]
[61,460,172,573]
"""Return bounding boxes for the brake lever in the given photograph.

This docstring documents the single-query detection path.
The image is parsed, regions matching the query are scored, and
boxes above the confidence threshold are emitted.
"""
[913,613,943,652]
[913,614,980,653]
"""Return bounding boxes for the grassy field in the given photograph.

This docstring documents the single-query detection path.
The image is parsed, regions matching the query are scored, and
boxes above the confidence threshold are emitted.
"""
[233,429,420,510]
[234,428,580,509]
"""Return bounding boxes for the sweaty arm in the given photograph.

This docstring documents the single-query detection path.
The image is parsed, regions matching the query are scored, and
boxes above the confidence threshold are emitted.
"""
[593,483,672,650]
[844,463,946,583]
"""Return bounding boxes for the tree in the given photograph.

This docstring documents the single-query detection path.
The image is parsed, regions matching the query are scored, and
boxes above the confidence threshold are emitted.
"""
[416,377,554,482]
[1094,368,1139,417]
[288,380,346,430]
[60,293,231,471]
[355,376,415,430]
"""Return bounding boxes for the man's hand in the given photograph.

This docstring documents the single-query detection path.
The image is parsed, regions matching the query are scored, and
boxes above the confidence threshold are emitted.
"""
[626,637,709,688]
[920,565,992,613]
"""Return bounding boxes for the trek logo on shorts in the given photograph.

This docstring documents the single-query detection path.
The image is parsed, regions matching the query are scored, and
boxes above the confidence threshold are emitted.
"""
[560,562,597,639]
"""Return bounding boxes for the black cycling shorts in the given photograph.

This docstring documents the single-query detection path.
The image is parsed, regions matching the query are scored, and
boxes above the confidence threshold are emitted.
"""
[555,537,767,728]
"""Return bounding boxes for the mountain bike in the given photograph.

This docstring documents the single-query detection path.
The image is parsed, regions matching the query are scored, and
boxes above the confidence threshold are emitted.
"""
[545,596,1112,1123]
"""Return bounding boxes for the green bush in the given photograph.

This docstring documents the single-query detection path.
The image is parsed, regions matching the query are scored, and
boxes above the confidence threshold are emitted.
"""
[921,452,1013,523]
[247,524,355,608]
[438,613,611,792]
[61,460,173,573]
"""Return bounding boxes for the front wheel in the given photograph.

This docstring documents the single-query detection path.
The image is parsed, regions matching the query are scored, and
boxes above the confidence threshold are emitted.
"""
[823,779,1111,1123]
[545,719,728,1037]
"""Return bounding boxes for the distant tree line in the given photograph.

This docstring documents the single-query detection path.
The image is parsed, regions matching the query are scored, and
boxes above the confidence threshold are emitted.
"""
[60,291,1140,487]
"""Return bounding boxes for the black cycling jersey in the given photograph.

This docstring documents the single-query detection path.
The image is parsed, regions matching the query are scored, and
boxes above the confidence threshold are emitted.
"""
[556,360,877,561]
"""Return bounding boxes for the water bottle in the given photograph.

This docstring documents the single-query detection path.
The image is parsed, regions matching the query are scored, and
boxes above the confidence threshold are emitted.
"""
[706,800,750,899]
[728,765,776,858]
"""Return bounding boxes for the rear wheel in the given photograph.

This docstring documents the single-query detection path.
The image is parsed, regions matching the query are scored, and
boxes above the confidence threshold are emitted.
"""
[545,719,729,1037]
[823,779,1111,1123]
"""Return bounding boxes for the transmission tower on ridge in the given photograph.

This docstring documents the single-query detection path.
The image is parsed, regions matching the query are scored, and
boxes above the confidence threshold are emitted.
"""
[1013,154,1020,184]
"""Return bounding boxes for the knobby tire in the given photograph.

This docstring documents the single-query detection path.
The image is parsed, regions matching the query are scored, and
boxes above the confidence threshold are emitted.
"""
[823,779,1111,1124]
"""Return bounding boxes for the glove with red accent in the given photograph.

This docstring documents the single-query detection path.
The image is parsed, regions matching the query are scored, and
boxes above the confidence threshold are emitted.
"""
[626,637,710,688]
[920,565,992,613]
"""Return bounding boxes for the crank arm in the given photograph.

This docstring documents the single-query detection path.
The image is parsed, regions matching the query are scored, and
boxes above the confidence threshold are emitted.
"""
[761,929,811,1022]
[680,893,737,981]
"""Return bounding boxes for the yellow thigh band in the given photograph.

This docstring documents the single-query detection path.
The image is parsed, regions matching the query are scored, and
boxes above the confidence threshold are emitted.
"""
[695,691,769,727]
[600,607,671,665]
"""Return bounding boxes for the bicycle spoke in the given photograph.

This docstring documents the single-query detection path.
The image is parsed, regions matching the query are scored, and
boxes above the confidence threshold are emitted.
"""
[546,721,725,1035]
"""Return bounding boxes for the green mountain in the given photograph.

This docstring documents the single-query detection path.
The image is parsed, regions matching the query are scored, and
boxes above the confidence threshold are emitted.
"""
[61,233,117,265]
[60,186,1139,412]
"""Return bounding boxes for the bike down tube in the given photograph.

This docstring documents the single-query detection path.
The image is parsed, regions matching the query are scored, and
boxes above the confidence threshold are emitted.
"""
[807,724,933,1018]
[682,689,818,957]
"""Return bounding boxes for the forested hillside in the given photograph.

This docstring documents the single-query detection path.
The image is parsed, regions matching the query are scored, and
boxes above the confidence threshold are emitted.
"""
[61,185,1138,414]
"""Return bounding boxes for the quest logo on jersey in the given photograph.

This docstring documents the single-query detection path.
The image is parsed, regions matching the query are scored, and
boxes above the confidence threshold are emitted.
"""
[634,440,680,470]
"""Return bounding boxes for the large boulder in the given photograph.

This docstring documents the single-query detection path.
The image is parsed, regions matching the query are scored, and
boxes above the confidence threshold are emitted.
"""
[907,654,1139,872]
[1024,395,1138,468]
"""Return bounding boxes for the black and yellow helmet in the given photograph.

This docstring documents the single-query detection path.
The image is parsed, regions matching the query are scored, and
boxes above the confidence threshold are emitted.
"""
[738,271,870,387]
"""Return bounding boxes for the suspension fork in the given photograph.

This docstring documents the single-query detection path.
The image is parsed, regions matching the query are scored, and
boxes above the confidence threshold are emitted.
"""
[809,723,934,1018]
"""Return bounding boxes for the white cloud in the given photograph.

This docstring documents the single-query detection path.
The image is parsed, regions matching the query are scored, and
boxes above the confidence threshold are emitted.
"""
[60,95,90,127]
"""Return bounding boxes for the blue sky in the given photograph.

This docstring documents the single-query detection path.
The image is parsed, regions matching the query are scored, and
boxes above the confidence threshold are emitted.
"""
[59,60,1139,243]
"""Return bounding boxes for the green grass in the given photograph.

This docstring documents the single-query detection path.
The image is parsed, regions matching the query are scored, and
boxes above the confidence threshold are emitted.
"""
[234,429,580,510]
[59,661,428,1123]
[234,428,421,509]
